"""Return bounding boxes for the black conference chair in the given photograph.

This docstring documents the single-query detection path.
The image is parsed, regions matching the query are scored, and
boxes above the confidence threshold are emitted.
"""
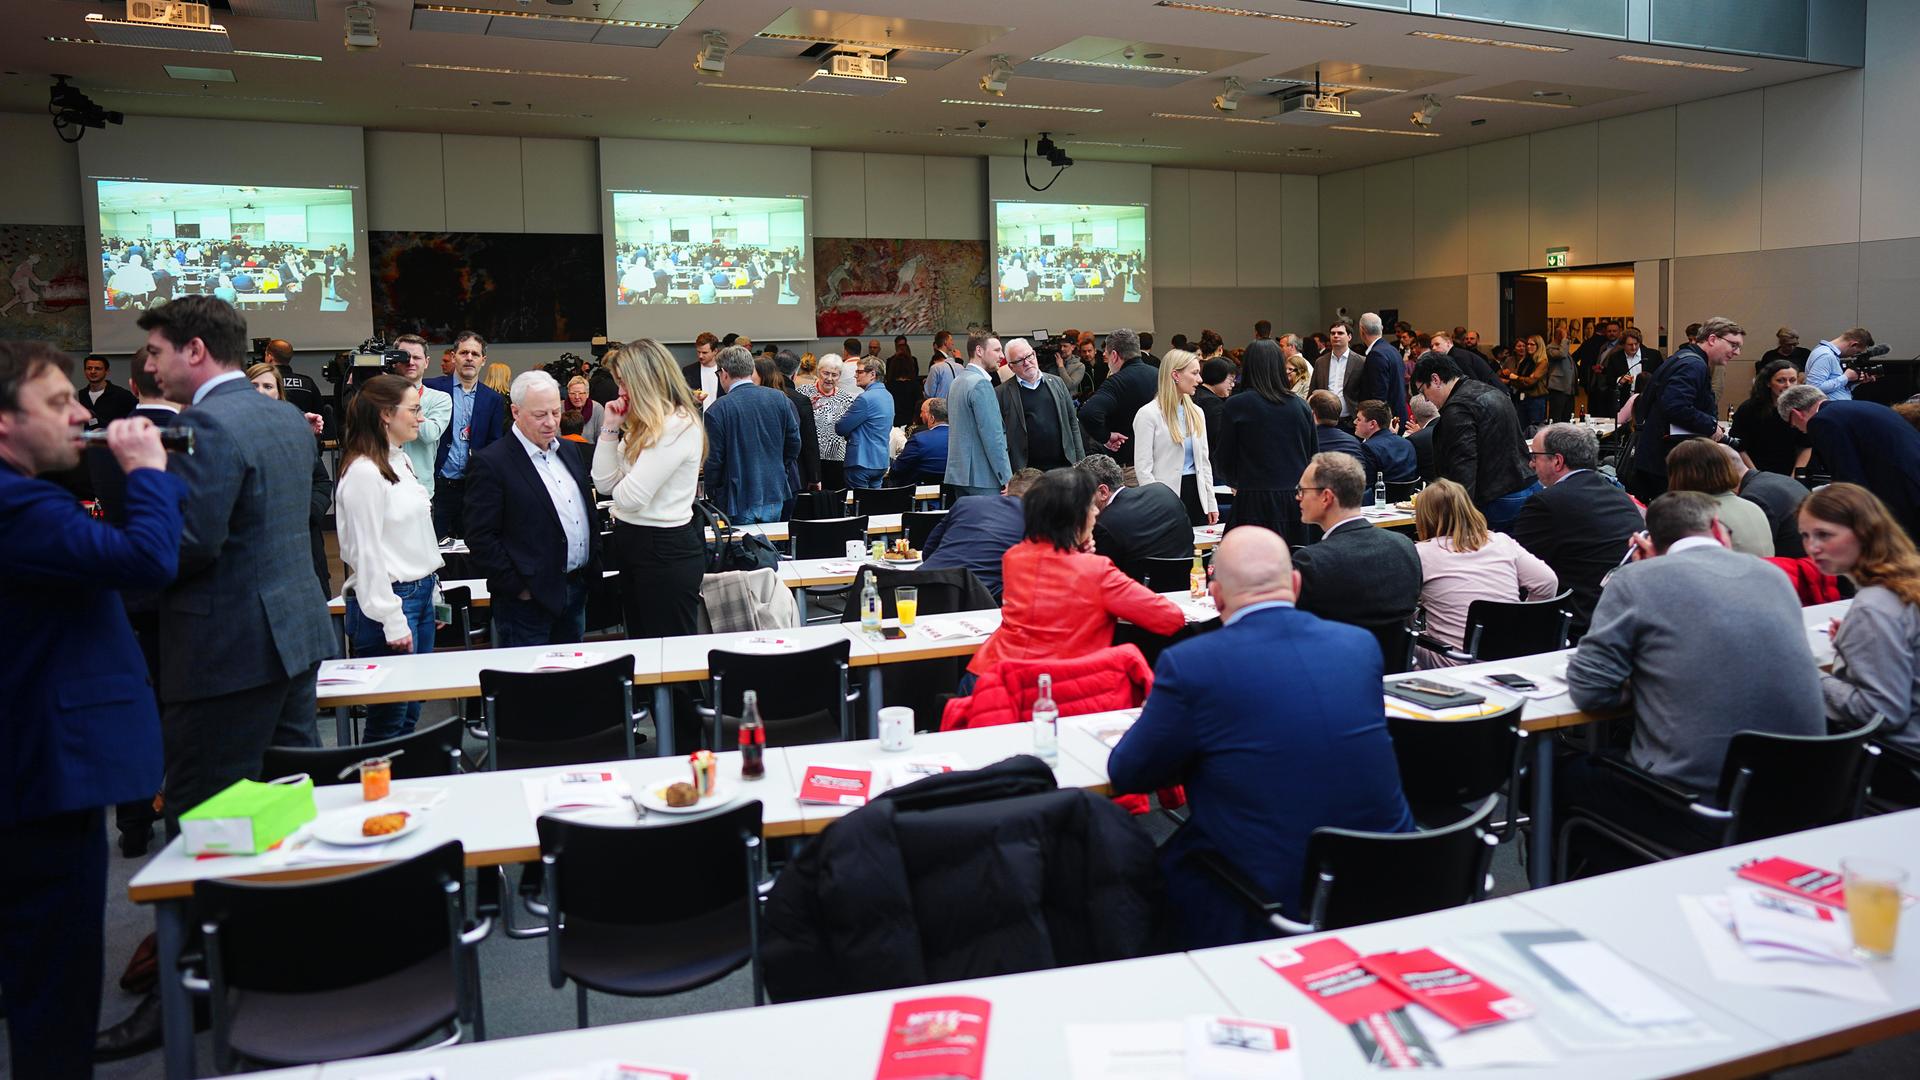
[186,842,489,1071]
[1419,591,1575,664]
[793,489,849,521]
[537,802,766,1027]
[1866,734,1920,813]
[1384,479,1423,503]
[852,484,915,517]
[1387,701,1526,834]
[1359,617,1418,675]
[1132,555,1198,595]
[1556,719,1883,881]
[1196,795,1500,935]
[478,656,644,771]
[263,716,465,785]
[432,586,486,651]
[902,510,946,551]
[698,638,862,750]
[789,515,869,559]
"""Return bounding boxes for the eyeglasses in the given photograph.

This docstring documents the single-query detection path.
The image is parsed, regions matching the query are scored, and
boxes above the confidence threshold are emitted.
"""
[1293,485,1329,494]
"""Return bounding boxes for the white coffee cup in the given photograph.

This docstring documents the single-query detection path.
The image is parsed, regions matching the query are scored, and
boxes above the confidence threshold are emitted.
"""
[878,706,914,751]
[845,539,867,561]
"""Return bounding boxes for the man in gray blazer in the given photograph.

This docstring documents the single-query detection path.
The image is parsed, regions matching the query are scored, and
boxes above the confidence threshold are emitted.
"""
[996,337,1083,472]
[943,331,1013,498]
[139,296,336,823]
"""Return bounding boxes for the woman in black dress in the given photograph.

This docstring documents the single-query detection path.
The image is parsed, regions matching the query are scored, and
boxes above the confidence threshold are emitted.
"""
[1213,339,1316,546]
[1729,358,1811,475]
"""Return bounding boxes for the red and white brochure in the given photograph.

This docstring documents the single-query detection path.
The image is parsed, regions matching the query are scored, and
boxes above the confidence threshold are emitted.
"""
[1262,939,1408,1026]
[1737,856,1850,907]
[799,764,875,806]
[873,995,990,1080]
[1359,949,1533,1031]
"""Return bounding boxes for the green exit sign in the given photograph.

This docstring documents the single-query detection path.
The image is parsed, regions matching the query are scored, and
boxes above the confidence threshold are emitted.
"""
[1545,247,1570,268]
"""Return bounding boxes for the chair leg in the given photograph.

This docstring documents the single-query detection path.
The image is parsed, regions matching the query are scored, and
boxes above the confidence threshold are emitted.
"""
[575,983,589,1029]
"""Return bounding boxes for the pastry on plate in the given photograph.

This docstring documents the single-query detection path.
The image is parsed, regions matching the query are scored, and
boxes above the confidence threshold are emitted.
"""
[663,781,699,807]
[362,811,409,837]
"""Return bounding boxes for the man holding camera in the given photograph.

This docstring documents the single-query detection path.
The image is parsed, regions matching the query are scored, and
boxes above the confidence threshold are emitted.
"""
[1804,328,1877,401]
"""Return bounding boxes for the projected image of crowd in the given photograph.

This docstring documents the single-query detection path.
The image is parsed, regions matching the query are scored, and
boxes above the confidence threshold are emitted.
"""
[996,246,1145,303]
[614,242,806,306]
[100,237,358,313]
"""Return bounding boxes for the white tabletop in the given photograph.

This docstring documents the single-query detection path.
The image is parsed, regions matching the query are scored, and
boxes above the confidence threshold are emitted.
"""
[657,622,878,683]
[315,640,664,708]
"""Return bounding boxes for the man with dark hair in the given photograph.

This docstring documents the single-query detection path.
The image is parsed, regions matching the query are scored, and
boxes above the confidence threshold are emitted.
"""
[925,329,962,400]
[1354,398,1418,499]
[1576,319,1623,414]
[1291,452,1420,629]
[1079,328,1156,464]
[922,467,1041,600]
[706,347,800,522]
[1252,319,1272,341]
[138,295,335,820]
[1628,316,1741,500]
[1412,352,1538,530]
[1170,333,1190,352]
[1076,453,1190,575]
[682,331,723,409]
[1426,331,1499,387]
[79,352,137,429]
[1597,327,1661,420]
[1513,424,1644,639]
[1310,319,1365,426]
[1138,330,1158,368]
[423,330,507,538]
[264,338,325,416]
[1307,389,1366,469]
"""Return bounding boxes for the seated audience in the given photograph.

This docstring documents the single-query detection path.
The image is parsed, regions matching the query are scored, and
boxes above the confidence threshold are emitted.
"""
[1355,398,1419,498]
[1512,424,1645,640]
[1802,484,1920,756]
[1076,454,1193,576]
[1665,438,1775,557]
[922,468,1042,600]
[887,397,949,485]
[1292,452,1422,629]
[1108,526,1414,949]
[1132,349,1219,526]
[1413,352,1538,531]
[1563,491,1823,862]
[1307,388,1366,466]
[704,346,800,524]
[964,467,1184,692]
[1411,479,1558,667]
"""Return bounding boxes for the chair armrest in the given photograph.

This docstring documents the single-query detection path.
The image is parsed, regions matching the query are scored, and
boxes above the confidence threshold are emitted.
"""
[1414,633,1473,665]
[1589,753,1706,809]
[1190,849,1313,934]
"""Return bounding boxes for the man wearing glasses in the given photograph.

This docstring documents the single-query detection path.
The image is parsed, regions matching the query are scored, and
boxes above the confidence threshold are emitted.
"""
[1291,452,1420,633]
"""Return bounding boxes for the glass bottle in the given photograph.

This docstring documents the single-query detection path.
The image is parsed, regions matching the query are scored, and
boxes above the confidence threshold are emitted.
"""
[1031,673,1059,765]
[1189,550,1206,598]
[739,690,766,781]
[861,574,883,631]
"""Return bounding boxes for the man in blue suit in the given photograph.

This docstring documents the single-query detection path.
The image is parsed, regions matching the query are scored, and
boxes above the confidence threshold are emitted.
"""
[0,341,184,1077]
[1355,399,1419,502]
[1108,526,1414,949]
[1357,312,1409,426]
[836,355,895,489]
[886,396,949,485]
[423,330,508,538]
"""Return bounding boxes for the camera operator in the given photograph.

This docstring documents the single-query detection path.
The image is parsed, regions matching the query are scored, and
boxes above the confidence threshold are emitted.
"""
[1805,328,1877,401]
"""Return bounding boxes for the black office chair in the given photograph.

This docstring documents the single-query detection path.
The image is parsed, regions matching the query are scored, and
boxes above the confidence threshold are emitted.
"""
[1556,719,1883,881]
[1384,479,1423,503]
[698,639,861,749]
[838,566,996,621]
[1866,729,1920,813]
[186,842,489,1071]
[1129,555,1198,595]
[789,515,869,559]
[1418,591,1574,664]
[537,803,766,1027]
[432,586,486,651]
[1360,618,1418,675]
[852,484,915,516]
[1195,796,1500,934]
[478,656,644,771]
[793,489,849,521]
[1388,701,1526,833]
[902,510,946,551]
[263,716,465,785]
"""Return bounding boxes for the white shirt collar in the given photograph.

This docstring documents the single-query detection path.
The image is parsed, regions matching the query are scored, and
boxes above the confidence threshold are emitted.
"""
[191,369,246,405]
[511,423,558,456]
[1017,374,1041,389]
[139,400,181,412]
[1666,535,1722,556]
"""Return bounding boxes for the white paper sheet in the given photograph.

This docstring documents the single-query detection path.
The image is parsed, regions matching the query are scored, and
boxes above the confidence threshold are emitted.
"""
[1681,895,1891,1004]
[1064,1021,1185,1080]
[1529,940,1697,1026]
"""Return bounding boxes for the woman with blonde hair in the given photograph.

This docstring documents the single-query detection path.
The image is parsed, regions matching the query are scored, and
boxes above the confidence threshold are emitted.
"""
[565,374,601,442]
[245,361,281,397]
[482,361,513,397]
[1411,478,1557,667]
[591,339,707,641]
[1802,483,1920,755]
[1132,349,1218,525]
[1282,338,1313,397]
[1665,438,1774,556]
[795,351,819,389]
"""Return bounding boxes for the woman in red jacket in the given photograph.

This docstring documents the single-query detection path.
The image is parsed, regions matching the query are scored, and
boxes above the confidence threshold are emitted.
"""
[964,467,1186,693]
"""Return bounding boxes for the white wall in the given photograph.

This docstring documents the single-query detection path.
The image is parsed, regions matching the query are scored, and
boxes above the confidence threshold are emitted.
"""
[810,151,984,240]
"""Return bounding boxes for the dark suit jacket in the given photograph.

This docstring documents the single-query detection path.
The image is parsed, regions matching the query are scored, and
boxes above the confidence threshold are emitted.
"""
[87,403,181,526]
[1314,424,1367,467]
[1510,469,1644,638]
[1807,400,1920,540]
[160,377,335,702]
[1310,349,1366,407]
[1108,604,1414,947]
[1408,424,1437,481]
[0,464,184,826]
[83,381,138,428]
[1598,347,1664,419]
[1360,339,1409,423]
[466,431,603,618]
[1361,431,1420,489]
[887,424,949,485]
[422,376,508,478]
[681,360,726,401]
[1078,361,1157,460]
[1757,345,1812,372]
[1293,518,1421,627]
[1450,346,1502,387]
[1092,483,1192,573]
[781,385,821,490]
[922,493,1025,600]
[1631,345,1717,482]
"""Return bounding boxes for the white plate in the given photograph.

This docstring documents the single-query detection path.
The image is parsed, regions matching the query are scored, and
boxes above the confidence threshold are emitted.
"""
[310,805,427,846]
[875,557,922,569]
[636,782,743,815]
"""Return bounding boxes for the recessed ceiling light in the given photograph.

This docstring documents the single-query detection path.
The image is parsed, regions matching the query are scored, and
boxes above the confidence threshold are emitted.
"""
[877,130,1009,140]
[414,4,674,30]
[1229,148,1329,158]
[1028,55,1209,77]
[1408,31,1570,53]
[46,36,322,61]
[941,98,1103,114]
[1454,94,1575,109]
[1152,2,1354,28]
[1074,140,1185,150]
[1613,54,1750,73]
[98,87,322,105]
[702,82,854,98]
[1262,77,1409,94]
[1152,111,1272,126]
[405,63,625,81]
[1327,124,1442,137]
[399,105,595,118]
[754,31,970,55]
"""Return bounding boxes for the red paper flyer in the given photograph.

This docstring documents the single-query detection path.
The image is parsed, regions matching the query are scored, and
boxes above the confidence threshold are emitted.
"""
[1359,949,1533,1031]
[1262,941,1438,1069]
[799,764,875,806]
[1736,856,1852,908]
[873,995,990,1080]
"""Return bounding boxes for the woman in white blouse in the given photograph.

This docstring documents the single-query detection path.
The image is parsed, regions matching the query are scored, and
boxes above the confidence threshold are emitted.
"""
[1411,479,1559,668]
[336,372,444,740]
[1132,349,1219,525]
[592,339,706,640]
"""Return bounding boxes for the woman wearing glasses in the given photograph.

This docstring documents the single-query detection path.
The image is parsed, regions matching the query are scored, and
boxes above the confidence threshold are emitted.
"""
[335,372,443,741]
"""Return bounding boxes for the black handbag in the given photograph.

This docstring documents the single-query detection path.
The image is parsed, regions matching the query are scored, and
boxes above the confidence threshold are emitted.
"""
[695,499,782,574]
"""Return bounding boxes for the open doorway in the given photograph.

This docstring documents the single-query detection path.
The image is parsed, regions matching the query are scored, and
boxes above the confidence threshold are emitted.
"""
[1504,264,1635,355]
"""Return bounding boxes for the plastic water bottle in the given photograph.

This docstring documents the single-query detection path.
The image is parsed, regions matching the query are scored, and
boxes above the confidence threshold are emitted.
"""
[1373,475,1386,507]
[861,574,883,632]
[1031,673,1059,765]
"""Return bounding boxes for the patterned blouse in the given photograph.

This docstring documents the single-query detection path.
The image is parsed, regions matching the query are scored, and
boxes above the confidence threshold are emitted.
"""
[804,383,856,462]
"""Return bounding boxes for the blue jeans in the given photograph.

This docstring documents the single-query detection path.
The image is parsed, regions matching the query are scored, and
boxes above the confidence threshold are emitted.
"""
[1482,481,1544,533]
[491,575,588,648]
[845,465,886,490]
[344,575,437,742]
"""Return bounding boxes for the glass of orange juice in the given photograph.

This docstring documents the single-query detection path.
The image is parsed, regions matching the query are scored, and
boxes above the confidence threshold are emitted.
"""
[1842,856,1907,959]
[895,586,918,627]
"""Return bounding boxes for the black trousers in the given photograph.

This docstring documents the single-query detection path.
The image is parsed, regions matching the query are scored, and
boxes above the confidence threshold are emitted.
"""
[1555,751,1722,878]
[432,476,467,540]
[162,665,320,826]
[820,459,845,492]
[0,807,107,1079]
[1548,390,1575,424]
[612,519,709,749]
[1179,473,1208,525]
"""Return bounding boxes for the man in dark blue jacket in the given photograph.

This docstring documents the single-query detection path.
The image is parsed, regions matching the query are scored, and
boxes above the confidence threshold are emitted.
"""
[704,346,799,523]
[1782,384,1920,540]
[0,341,184,1077]
[1355,399,1419,502]
[423,330,508,538]
[1629,316,1743,501]
[887,396,949,485]
[1357,312,1409,426]
[1108,526,1414,948]
[922,468,1041,600]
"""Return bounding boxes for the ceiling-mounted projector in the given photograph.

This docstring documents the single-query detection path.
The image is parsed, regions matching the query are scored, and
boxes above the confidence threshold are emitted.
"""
[88,6,231,50]
[805,51,906,96]
[1273,85,1360,125]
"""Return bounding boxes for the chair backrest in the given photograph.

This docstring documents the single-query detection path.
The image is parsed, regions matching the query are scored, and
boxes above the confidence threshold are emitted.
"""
[790,515,869,559]
[262,716,465,786]
[1131,555,1195,595]
[583,571,625,635]
[1386,701,1523,811]
[432,586,477,650]
[903,510,945,551]
[1868,736,1920,813]
[1717,721,1881,844]
[838,566,981,622]
[852,485,915,516]
[1385,479,1423,502]
[1302,796,1498,931]
[1358,618,1416,675]
[1462,590,1574,661]
[538,802,762,927]
[794,489,849,521]
[196,841,465,993]
[478,656,637,770]
[708,638,854,746]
